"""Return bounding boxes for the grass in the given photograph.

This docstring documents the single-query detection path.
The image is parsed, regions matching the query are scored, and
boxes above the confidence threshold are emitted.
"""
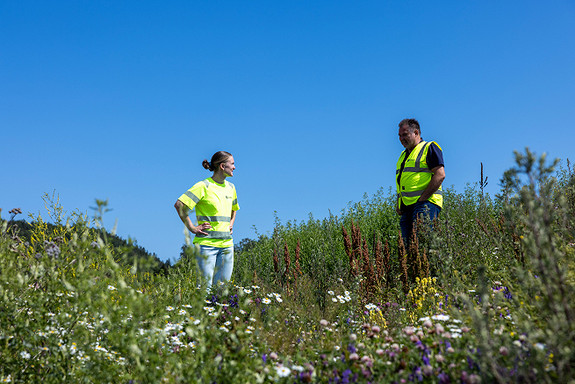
[1,148,574,383]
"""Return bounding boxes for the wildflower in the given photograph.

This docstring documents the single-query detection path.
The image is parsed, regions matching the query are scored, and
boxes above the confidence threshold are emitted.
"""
[332,298,338,303]
[262,298,271,304]
[468,374,481,384]
[107,285,116,291]
[328,290,335,295]
[166,306,174,311]
[403,326,416,335]
[350,333,357,341]
[193,319,200,325]
[243,289,252,294]
[20,351,31,359]
[178,310,187,315]
[431,314,450,321]
[436,354,445,363]
[251,285,260,289]
[270,352,278,360]
[275,296,283,303]
[44,241,60,258]
[349,353,359,361]
[499,346,508,356]
[275,366,291,377]
[320,319,329,327]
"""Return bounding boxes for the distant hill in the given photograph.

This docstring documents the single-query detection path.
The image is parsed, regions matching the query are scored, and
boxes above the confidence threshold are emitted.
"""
[4,219,170,275]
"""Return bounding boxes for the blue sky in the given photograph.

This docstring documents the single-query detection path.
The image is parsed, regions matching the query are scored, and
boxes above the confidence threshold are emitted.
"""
[2,1,574,262]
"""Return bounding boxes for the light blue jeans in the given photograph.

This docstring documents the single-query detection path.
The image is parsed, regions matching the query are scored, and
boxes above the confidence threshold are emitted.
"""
[196,245,234,289]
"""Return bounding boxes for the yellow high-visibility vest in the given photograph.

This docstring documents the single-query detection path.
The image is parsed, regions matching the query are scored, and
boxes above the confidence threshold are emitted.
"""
[396,141,443,209]
[178,177,239,248]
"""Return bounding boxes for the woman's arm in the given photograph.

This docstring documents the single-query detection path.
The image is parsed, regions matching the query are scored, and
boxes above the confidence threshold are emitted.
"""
[229,210,237,234]
[174,200,211,235]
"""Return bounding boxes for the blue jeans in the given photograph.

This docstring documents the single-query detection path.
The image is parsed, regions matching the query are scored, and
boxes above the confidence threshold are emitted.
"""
[400,201,441,245]
[196,245,234,289]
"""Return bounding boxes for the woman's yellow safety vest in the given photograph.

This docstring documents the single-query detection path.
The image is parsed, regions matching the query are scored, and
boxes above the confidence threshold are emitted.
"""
[396,141,443,209]
[178,178,239,248]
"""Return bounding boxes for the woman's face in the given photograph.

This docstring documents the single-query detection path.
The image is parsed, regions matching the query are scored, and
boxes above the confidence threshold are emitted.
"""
[221,156,235,177]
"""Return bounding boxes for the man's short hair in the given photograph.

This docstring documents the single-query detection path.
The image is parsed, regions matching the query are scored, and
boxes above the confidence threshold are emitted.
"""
[398,118,420,135]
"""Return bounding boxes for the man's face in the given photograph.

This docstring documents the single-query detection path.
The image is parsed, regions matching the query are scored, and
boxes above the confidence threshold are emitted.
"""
[398,125,420,151]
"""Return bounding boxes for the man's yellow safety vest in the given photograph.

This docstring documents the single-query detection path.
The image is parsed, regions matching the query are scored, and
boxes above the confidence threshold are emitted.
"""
[396,141,443,209]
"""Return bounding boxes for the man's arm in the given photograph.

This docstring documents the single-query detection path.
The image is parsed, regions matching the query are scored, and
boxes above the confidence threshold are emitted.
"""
[418,166,445,202]
[174,200,211,235]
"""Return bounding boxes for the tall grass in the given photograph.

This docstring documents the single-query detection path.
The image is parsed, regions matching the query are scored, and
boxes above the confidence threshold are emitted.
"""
[1,148,573,383]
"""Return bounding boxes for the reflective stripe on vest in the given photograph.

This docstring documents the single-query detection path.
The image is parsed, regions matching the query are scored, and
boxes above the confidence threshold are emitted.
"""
[196,231,233,240]
[197,215,231,223]
[184,191,200,203]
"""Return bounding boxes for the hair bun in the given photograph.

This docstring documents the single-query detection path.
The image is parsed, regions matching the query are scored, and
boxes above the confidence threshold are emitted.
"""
[202,159,212,171]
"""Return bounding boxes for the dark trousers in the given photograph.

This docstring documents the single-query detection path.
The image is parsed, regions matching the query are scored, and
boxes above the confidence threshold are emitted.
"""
[400,201,441,245]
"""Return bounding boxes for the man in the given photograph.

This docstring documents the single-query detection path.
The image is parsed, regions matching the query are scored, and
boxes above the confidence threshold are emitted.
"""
[396,118,445,244]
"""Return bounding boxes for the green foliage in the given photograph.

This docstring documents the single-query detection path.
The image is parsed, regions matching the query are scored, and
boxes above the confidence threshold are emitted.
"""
[1,149,574,382]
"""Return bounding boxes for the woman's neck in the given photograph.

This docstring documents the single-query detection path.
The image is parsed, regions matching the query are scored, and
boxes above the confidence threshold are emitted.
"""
[211,171,226,184]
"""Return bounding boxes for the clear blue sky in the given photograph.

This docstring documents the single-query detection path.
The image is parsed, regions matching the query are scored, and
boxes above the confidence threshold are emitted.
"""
[2,1,574,262]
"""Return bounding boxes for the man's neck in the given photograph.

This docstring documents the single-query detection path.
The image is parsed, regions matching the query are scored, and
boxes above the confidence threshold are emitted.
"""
[406,139,423,154]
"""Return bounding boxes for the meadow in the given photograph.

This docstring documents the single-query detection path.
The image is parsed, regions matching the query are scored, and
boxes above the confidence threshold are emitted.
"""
[1,148,574,383]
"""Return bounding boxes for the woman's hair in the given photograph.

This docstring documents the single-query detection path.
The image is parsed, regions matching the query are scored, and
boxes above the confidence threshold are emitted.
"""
[202,151,233,172]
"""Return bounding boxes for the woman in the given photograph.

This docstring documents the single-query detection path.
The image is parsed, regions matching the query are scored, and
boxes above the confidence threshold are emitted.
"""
[174,151,239,289]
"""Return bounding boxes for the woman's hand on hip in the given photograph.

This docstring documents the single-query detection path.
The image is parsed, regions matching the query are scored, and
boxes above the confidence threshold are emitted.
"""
[191,222,211,236]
